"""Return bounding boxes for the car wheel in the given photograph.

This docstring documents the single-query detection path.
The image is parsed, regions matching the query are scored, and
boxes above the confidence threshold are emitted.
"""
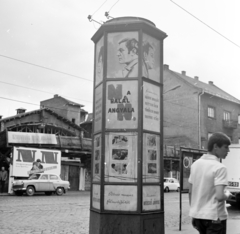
[165,187,170,192]
[177,187,180,192]
[26,186,35,196]
[15,191,23,196]
[45,192,52,196]
[56,187,64,196]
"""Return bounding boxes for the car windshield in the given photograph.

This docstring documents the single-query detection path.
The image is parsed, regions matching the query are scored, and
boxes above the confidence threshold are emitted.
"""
[28,174,41,180]
[164,179,168,182]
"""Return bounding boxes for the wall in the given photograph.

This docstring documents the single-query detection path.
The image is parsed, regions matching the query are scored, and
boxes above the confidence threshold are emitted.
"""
[201,93,240,148]
[163,68,199,149]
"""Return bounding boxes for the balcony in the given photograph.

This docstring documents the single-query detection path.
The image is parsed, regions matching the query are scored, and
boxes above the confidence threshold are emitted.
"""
[222,120,238,129]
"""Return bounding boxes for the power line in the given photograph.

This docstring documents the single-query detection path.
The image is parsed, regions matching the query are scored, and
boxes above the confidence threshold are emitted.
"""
[0,54,93,82]
[91,0,108,17]
[170,0,240,49]
[108,0,120,12]
[0,80,92,103]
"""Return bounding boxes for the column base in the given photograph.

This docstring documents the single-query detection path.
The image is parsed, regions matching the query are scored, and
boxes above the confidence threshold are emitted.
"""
[89,210,165,234]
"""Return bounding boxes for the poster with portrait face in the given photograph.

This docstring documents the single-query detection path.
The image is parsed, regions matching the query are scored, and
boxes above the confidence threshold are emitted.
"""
[95,36,104,86]
[94,84,102,133]
[107,32,139,78]
[142,33,160,82]
[143,133,160,183]
[93,134,101,182]
[142,186,161,211]
[105,132,137,183]
[106,81,138,129]
[143,82,160,132]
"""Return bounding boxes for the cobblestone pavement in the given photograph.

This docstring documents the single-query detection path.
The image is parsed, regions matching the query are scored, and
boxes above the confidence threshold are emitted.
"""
[0,191,239,234]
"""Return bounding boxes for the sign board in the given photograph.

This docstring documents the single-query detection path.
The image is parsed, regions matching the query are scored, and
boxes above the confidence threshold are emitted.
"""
[142,186,161,211]
[104,185,137,211]
[180,147,206,191]
[12,146,61,177]
[8,132,57,145]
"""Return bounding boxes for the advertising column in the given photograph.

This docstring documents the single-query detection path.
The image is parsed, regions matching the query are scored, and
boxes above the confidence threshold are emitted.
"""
[89,17,167,234]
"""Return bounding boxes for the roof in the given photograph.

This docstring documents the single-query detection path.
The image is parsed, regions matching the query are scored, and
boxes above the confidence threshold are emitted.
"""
[41,95,84,107]
[0,108,85,131]
[169,70,240,104]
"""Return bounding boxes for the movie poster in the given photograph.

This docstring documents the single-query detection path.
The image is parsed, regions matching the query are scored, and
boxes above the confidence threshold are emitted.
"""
[92,184,100,210]
[104,185,137,211]
[143,82,160,132]
[105,132,137,183]
[142,186,161,211]
[95,36,104,86]
[142,133,160,183]
[142,33,160,82]
[94,84,103,133]
[93,134,101,182]
[107,32,139,78]
[106,81,138,129]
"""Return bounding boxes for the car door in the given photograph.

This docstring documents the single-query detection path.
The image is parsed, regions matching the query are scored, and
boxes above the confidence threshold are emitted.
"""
[37,174,50,191]
[169,179,175,190]
[49,174,61,191]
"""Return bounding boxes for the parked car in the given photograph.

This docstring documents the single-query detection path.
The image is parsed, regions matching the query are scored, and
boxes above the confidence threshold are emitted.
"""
[12,173,70,196]
[164,177,180,192]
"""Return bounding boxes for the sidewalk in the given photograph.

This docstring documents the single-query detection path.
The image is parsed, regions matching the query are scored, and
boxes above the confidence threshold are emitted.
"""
[166,219,240,234]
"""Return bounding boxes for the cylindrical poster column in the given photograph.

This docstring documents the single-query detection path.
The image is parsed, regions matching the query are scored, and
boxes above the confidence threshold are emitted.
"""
[89,17,167,234]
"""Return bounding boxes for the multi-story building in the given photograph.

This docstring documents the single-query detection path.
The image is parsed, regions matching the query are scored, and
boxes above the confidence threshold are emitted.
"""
[40,94,88,125]
[163,64,240,177]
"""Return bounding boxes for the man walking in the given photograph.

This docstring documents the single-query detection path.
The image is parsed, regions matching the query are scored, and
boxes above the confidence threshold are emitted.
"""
[189,132,232,234]
[0,166,8,193]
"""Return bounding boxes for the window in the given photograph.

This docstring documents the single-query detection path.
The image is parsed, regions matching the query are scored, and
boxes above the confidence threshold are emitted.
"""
[72,118,75,124]
[41,175,48,180]
[208,107,215,118]
[50,175,59,180]
[223,111,231,121]
[238,115,240,124]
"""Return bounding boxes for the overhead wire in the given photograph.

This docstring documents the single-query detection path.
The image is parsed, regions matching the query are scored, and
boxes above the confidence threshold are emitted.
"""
[0,54,93,82]
[0,80,92,103]
[170,0,240,49]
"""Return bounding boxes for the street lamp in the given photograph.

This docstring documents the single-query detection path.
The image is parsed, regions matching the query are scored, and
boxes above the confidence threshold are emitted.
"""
[163,85,181,95]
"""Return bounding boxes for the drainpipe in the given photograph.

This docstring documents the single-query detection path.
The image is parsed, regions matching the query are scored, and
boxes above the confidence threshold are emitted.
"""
[198,89,204,149]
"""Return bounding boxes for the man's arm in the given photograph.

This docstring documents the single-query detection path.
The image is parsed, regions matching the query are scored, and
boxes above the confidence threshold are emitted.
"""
[189,183,192,205]
[215,185,231,201]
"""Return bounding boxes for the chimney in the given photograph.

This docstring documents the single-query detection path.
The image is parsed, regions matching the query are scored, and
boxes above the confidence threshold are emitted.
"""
[208,81,214,85]
[54,94,59,98]
[181,71,186,75]
[16,108,26,115]
[194,76,199,80]
[163,64,169,70]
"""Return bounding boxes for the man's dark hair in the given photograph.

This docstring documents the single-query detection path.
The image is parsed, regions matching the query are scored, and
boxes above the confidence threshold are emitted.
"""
[119,38,138,55]
[142,40,154,55]
[208,132,231,151]
[98,46,104,62]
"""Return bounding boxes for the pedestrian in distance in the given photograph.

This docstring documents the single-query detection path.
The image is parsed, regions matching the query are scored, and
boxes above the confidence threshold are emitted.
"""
[188,132,233,234]
[0,166,8,193]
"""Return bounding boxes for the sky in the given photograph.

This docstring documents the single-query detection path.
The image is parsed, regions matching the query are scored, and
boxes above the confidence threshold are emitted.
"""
[0,0,239,119]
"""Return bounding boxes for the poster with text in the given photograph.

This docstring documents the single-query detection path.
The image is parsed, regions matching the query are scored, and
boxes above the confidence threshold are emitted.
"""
[143,82,160,132]
[106,81,138,129]
[93,134,101,182]
[142,186,161,211]
[107,32,139,78]
[104,185,137,211]
[142,33,160,82]
[94,84,103,133]
[95,36,104,86]
[12,146,61,177]
[143,133,160,182]
[92,184,101,210]
[105,132,137,183]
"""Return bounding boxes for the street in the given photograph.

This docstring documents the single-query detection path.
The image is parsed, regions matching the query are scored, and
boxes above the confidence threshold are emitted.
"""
[0,191,240,234]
